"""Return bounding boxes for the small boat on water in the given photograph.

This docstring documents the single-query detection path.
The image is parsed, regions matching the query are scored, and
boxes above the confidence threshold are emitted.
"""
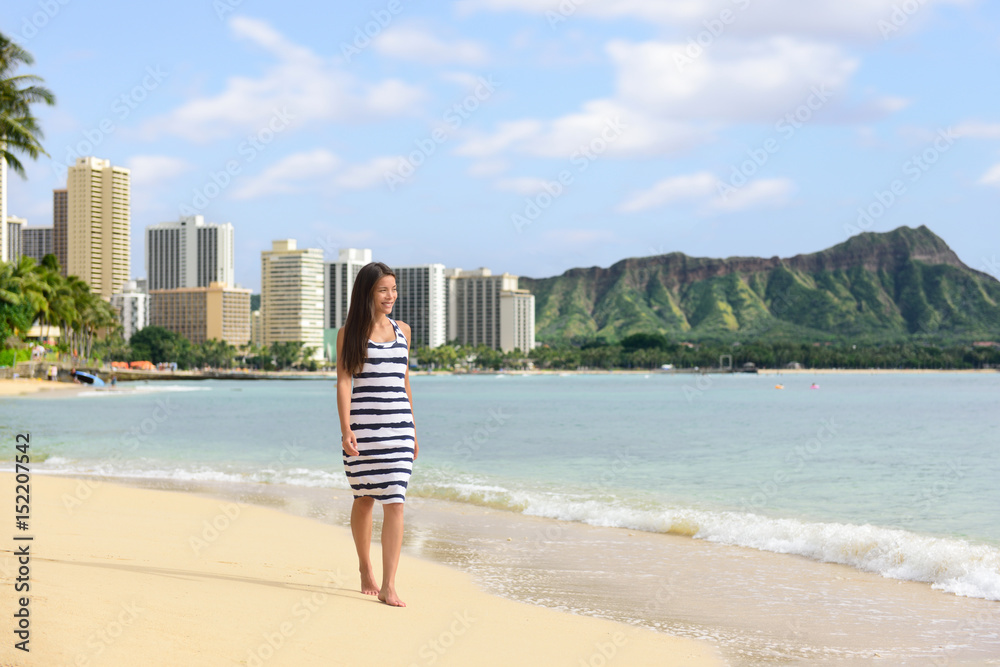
[774,384,785,390]
[810,383,820,389]
[72,371,105,387]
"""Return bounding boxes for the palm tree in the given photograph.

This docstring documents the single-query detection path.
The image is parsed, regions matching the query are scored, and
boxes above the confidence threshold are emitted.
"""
[0,32,55,175]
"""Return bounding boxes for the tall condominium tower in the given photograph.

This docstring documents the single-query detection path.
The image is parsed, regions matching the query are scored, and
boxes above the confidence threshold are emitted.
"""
[390,263,447,349]
[323,248,372,329]
[53,188,68,275]
[66,157,131,299]
[0,158,7,263]
[448,268,535,352]
[261,239,324,361]
[146,215,235,291]
[5,216,25,263]
[22,226,54,264]
[109,280,149,342]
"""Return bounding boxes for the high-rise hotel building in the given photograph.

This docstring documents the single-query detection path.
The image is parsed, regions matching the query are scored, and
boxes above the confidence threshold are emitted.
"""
[110,280,150,342]
[323,248,371,330]
[0,158,7,263]
[448,268,535,353]
[391,263,447,349]
[66,157,130,299]
[5,216,25,263]
[53,188,67,274]
[150,282,250,347]
[146,215,235,290]
[22,225,54,264]
[261,239,324,361]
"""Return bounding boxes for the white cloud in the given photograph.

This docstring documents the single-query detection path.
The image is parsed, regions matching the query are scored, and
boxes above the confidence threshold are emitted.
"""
[607,37,859,123]
[375,25,488,64]
[231,149,340,199]
[977,164,1000,187]
[618,172,794,213]
[140,17,425,142]
[956,122,1000,139]
[458,0,970,40]
[710,177,794,211]
[124,155,193,187]
[334,157,402,190]
[618,172,717,213]
[467,159,509,177]
[456,99,707,160]
[494,177,557,195]
[453,32,900,163]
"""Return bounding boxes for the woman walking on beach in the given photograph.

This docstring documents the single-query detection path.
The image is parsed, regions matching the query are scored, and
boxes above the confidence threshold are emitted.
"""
[336,262,418,607]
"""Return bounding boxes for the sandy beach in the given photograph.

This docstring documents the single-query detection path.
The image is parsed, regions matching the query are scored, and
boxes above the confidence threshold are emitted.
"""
[0,378,87,397]
[0,473,722,666]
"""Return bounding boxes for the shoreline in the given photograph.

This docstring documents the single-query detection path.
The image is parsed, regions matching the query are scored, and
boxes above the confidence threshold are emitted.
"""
[14,472,1000,666]
[0,377,90,397]
[0,472,723,666]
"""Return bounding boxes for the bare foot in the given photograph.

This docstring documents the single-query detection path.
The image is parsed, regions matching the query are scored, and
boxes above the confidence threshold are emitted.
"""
[360,568,380,596]
[378,587,406,607]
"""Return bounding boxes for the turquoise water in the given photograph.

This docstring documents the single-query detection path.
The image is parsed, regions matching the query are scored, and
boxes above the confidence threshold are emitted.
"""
[3,372,999,600]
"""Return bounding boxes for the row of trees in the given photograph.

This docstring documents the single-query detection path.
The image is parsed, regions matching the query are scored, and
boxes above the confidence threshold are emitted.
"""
[94,326,320,371]
[524,334,1000,371]
[1,255,118,360]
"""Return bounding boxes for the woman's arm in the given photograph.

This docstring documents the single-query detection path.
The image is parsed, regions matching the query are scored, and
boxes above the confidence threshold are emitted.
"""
[399,321,418,460]
[336,328,359,456]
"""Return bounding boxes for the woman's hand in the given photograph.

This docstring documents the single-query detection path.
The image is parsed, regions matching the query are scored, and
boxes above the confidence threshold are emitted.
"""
[413,437,419,461]
[342,430,359,456]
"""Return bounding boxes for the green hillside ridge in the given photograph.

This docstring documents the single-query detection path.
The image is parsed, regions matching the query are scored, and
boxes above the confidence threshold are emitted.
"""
[519,226,1000,343]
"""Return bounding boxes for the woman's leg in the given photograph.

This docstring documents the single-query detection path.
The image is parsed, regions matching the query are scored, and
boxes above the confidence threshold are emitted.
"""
[378,502,405,607]
[350,496,379,595]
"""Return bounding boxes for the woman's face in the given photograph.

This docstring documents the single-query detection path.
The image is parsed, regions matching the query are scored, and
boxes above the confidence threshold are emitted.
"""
[372,275,397,316]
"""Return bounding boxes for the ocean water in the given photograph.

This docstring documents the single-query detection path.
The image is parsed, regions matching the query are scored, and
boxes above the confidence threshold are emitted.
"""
[3,372,999,603]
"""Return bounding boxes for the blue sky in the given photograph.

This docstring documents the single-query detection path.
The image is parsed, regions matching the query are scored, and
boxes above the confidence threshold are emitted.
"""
[3,0,1000,292]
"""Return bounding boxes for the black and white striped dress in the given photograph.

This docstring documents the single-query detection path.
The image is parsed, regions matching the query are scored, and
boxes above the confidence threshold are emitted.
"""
[342,316,415,504]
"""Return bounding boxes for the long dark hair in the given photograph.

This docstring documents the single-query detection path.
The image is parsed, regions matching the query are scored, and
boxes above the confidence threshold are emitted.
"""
[340,262,396,376]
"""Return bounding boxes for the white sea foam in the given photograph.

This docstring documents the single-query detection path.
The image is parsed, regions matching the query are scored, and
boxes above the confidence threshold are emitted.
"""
[15,456,999,601]
[408,477,1000,602]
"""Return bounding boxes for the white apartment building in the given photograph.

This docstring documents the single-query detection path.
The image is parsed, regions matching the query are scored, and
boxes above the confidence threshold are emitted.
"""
[323,248,372,329]
[390,263,447,349]
[110,280,150,342]
[146,215,235,290]
[447,268,535,352]
[5,215,25,263]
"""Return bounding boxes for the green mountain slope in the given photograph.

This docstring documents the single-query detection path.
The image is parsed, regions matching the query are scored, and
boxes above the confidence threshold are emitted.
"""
[518,226,1000,342]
